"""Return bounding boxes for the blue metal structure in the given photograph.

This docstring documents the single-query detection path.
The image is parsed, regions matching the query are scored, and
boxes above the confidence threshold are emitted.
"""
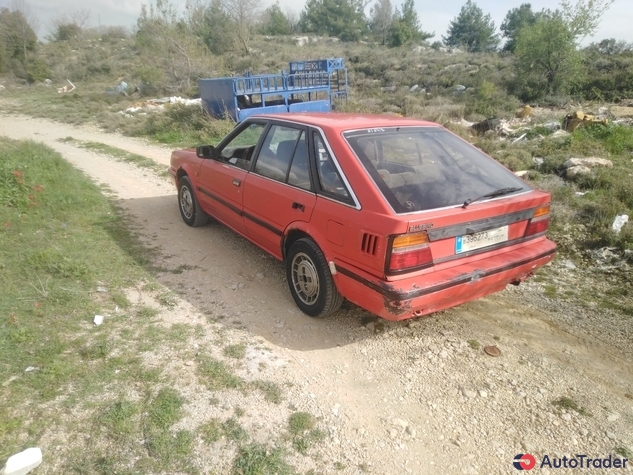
[199,58,348,122]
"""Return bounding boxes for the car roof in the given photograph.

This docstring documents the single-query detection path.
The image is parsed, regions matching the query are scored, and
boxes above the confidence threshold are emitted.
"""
[247,112,439,132]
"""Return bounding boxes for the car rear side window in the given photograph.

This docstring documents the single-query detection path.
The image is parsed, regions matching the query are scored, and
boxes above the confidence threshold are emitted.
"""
[344,127,529,213]
[313,133,350,200]
[287,132,311,191]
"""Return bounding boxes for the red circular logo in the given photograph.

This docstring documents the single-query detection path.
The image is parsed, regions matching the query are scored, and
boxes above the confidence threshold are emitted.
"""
[513,454,536,470]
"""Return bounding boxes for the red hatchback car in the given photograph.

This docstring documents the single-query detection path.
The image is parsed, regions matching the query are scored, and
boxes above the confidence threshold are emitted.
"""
[169,113,556,320]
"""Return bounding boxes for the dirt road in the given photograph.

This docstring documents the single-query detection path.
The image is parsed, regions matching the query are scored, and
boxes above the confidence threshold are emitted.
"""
[1,113,631,474]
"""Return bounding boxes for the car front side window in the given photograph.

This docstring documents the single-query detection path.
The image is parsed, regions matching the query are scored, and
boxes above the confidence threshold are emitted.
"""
[218,122,266,170]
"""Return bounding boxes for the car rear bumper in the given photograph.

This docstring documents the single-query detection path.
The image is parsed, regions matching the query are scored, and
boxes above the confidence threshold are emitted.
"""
[334,238,556,321]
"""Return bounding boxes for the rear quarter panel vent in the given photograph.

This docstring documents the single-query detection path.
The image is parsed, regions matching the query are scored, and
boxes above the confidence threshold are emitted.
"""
[361,232,380,256]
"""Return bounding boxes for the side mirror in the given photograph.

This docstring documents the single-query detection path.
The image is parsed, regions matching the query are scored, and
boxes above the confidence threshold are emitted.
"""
[196,145,216,159]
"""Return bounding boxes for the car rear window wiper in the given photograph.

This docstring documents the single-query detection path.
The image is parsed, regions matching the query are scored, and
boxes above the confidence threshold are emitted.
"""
[462,187,523,208]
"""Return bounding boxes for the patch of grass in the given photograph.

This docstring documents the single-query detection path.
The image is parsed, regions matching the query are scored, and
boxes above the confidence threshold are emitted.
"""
[615,446,633,459]
[99,400,139,438]
[288,412,315,435]
[197,356,244,390]
[251,380,283,404]
[200,419,224,443]
[544,285,557,298]
[232,443,294,475]
[137,306,159,318]
[223,418,249,442]
[287,412,325,455]
[467,339,480,350]
[224,343,247,359]
[552,396,590,416]
[58,138,165,175]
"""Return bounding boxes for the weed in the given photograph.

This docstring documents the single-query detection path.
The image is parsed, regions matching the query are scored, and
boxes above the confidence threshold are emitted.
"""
[147,387,185,429]
[137,306,159,318]
[197,356,243,390]
[224,343,247,359]
[251,380,283,404]
[235,407,245,418]
[99,400,138,438]
[616,447,633,458]
[232,443,294,475]
[468,339,480,350]
[288,412,315,435]
[200,419,224,443]
[544,285,557,298]
[223,418,249,442]
[552,396,590,416]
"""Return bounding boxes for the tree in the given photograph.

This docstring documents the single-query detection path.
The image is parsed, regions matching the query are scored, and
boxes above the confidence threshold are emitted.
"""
[136,0,216,92]
[195,0,234,55]
[51,9,90,41]
[511,0,615,100]
[369,0,393,45]
[443,0,499,52]
[261,2,292,36]
[0,8,37,67]
[299,0,368,42]
[500,3,539,52]
[512,13,581,99]
[221,0,262,53]
[388,0,433,47]
[11,0,39,62]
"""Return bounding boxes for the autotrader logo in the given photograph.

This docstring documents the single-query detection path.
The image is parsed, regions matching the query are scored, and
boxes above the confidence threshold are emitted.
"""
[514,454,536,470]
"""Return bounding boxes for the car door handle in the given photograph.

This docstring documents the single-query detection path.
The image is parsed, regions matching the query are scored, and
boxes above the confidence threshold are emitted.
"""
[292,202,305,212]
[232,179,241,187]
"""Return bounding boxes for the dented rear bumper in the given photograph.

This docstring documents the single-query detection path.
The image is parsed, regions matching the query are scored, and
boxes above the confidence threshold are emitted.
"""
[334,238,556,321]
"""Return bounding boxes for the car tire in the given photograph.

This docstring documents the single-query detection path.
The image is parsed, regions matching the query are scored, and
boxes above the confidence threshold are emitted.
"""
[286,238,344,318]
[178,176,209,227]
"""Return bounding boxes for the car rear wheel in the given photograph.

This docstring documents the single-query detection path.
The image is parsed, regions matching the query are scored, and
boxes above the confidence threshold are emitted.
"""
[286,238,343,318]
[178,176,209,227]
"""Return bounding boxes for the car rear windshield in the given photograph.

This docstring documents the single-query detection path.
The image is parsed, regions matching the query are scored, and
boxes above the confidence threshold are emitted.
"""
[343,127,530,213]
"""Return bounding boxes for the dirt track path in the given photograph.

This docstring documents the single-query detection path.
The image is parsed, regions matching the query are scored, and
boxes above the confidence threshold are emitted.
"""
[1,112,631,474]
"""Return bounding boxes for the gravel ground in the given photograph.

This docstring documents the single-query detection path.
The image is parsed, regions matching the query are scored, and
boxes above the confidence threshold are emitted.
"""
[1,112,631,475]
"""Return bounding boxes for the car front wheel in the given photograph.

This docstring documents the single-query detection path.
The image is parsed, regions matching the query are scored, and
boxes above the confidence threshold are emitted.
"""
[178,176,209,227]
[286,238,343,318]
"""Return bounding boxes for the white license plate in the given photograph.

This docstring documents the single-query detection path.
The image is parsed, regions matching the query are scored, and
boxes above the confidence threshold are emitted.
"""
[455,225,509,254]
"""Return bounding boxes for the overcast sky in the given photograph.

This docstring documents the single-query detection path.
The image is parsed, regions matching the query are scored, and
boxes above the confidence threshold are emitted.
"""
[2,0,631,45]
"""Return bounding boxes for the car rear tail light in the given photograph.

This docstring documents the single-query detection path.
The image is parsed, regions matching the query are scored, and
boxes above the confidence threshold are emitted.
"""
[388,232,433,273]
[525,205,550,237]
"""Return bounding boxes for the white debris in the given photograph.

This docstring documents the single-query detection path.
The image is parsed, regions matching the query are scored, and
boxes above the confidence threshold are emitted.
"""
[1,447,42,475]
[612,214,629,233]
[94,315,104,325]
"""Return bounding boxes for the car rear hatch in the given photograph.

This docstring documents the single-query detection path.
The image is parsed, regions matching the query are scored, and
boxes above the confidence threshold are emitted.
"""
[394,191,552,278]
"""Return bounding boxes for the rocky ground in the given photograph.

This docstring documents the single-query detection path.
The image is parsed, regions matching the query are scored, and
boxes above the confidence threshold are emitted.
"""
[0,113,631,475]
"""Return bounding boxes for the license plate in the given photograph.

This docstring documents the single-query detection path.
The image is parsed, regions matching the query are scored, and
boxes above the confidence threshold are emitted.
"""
[455,225,509,254]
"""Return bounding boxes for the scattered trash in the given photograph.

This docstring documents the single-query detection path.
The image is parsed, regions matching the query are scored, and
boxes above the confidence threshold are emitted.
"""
[575,191,587,196]
[24,367,38,372]
[57,79,75,94]
[483,346,501,357]
[94,315,104,325]
[533,157,544,166]
[105,81,130,96]
[516,105,532,118]
[96,286,108,293]
[1,447,42,475]
[471,118,500,135]
[563,110,608,133]
[514,170,529,178]
[612,214,629,233]
[455,84,466,92]
[409,84,419,92]
[0,85,5,91]
[542,121,561,132]
[512,133,527,144]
